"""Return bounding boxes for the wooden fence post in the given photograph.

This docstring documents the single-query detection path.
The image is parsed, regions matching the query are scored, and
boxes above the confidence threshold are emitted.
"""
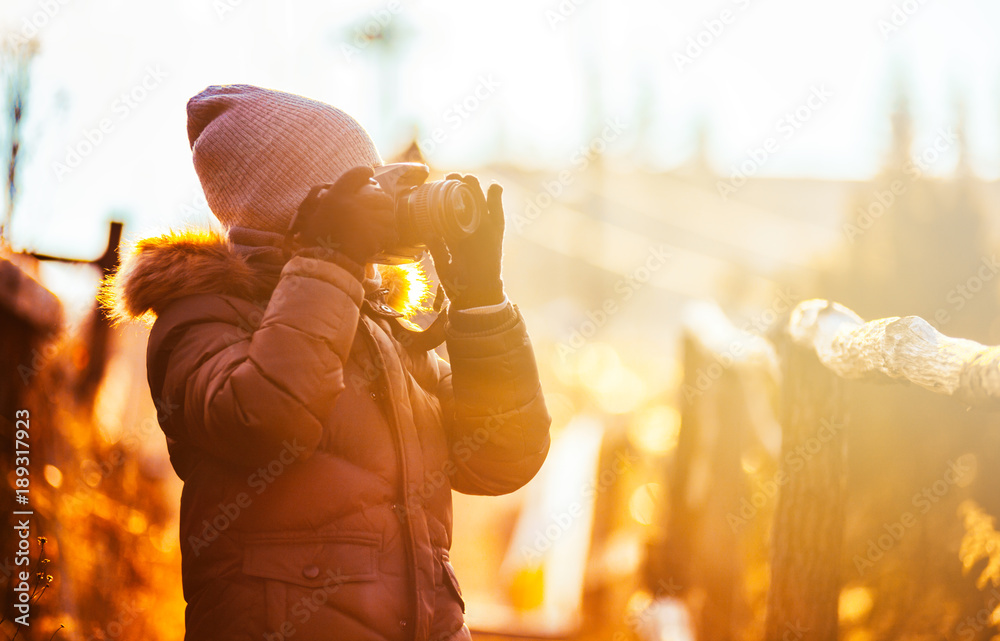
[646,302,778,640]
[764,330,848,641]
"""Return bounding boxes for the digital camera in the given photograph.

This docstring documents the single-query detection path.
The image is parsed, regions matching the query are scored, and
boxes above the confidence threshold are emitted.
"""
[371,163,482,264]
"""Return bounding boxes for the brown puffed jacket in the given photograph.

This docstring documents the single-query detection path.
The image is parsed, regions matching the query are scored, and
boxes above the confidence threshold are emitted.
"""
[110,230,551,641]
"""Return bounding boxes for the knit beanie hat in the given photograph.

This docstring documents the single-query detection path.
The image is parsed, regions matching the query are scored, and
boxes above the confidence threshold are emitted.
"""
[186,84,383,233]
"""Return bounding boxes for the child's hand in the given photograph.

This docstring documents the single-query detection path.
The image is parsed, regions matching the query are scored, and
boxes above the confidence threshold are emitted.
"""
[428,174,505,309]
[289,166,397,266]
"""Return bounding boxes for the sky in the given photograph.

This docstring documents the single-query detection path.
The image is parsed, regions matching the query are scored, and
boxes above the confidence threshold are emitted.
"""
[2,0,1000,260]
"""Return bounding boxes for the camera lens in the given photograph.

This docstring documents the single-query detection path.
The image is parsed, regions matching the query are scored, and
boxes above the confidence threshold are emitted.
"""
[407,179,482,244]
[448,185,478,234]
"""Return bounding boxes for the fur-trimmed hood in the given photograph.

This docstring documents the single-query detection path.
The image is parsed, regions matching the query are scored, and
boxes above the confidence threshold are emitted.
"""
[101,229,429,325]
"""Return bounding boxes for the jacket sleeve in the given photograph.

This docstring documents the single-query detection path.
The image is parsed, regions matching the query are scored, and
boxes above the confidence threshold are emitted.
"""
[438,303,552,496]
[148,250,365,468]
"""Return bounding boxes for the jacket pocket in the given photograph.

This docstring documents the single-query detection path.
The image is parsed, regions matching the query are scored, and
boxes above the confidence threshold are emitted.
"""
[440,551,465,614]
[242,531,381,633]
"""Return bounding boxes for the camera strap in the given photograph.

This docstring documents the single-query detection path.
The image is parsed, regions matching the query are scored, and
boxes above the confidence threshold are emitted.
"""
[364,283,448,352]
[389,313,448,352]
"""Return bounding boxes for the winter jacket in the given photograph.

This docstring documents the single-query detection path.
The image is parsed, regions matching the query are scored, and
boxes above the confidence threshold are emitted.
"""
[109,230,551,641]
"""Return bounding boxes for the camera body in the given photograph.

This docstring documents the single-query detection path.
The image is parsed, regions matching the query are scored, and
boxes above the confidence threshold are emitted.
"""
[371,163,481,264]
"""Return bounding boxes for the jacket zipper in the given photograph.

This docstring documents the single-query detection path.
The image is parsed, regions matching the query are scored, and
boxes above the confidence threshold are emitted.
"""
[359,316,419,638]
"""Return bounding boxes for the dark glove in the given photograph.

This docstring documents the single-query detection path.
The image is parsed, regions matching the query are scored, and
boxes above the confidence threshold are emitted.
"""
[288,166,396,266]
[428,174,505,310]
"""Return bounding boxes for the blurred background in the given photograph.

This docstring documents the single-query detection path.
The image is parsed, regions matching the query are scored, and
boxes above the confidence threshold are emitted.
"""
[3,0,1000,639]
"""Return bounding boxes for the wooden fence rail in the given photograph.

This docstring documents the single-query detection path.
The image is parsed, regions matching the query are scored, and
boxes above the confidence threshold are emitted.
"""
[788,299,1000,408]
